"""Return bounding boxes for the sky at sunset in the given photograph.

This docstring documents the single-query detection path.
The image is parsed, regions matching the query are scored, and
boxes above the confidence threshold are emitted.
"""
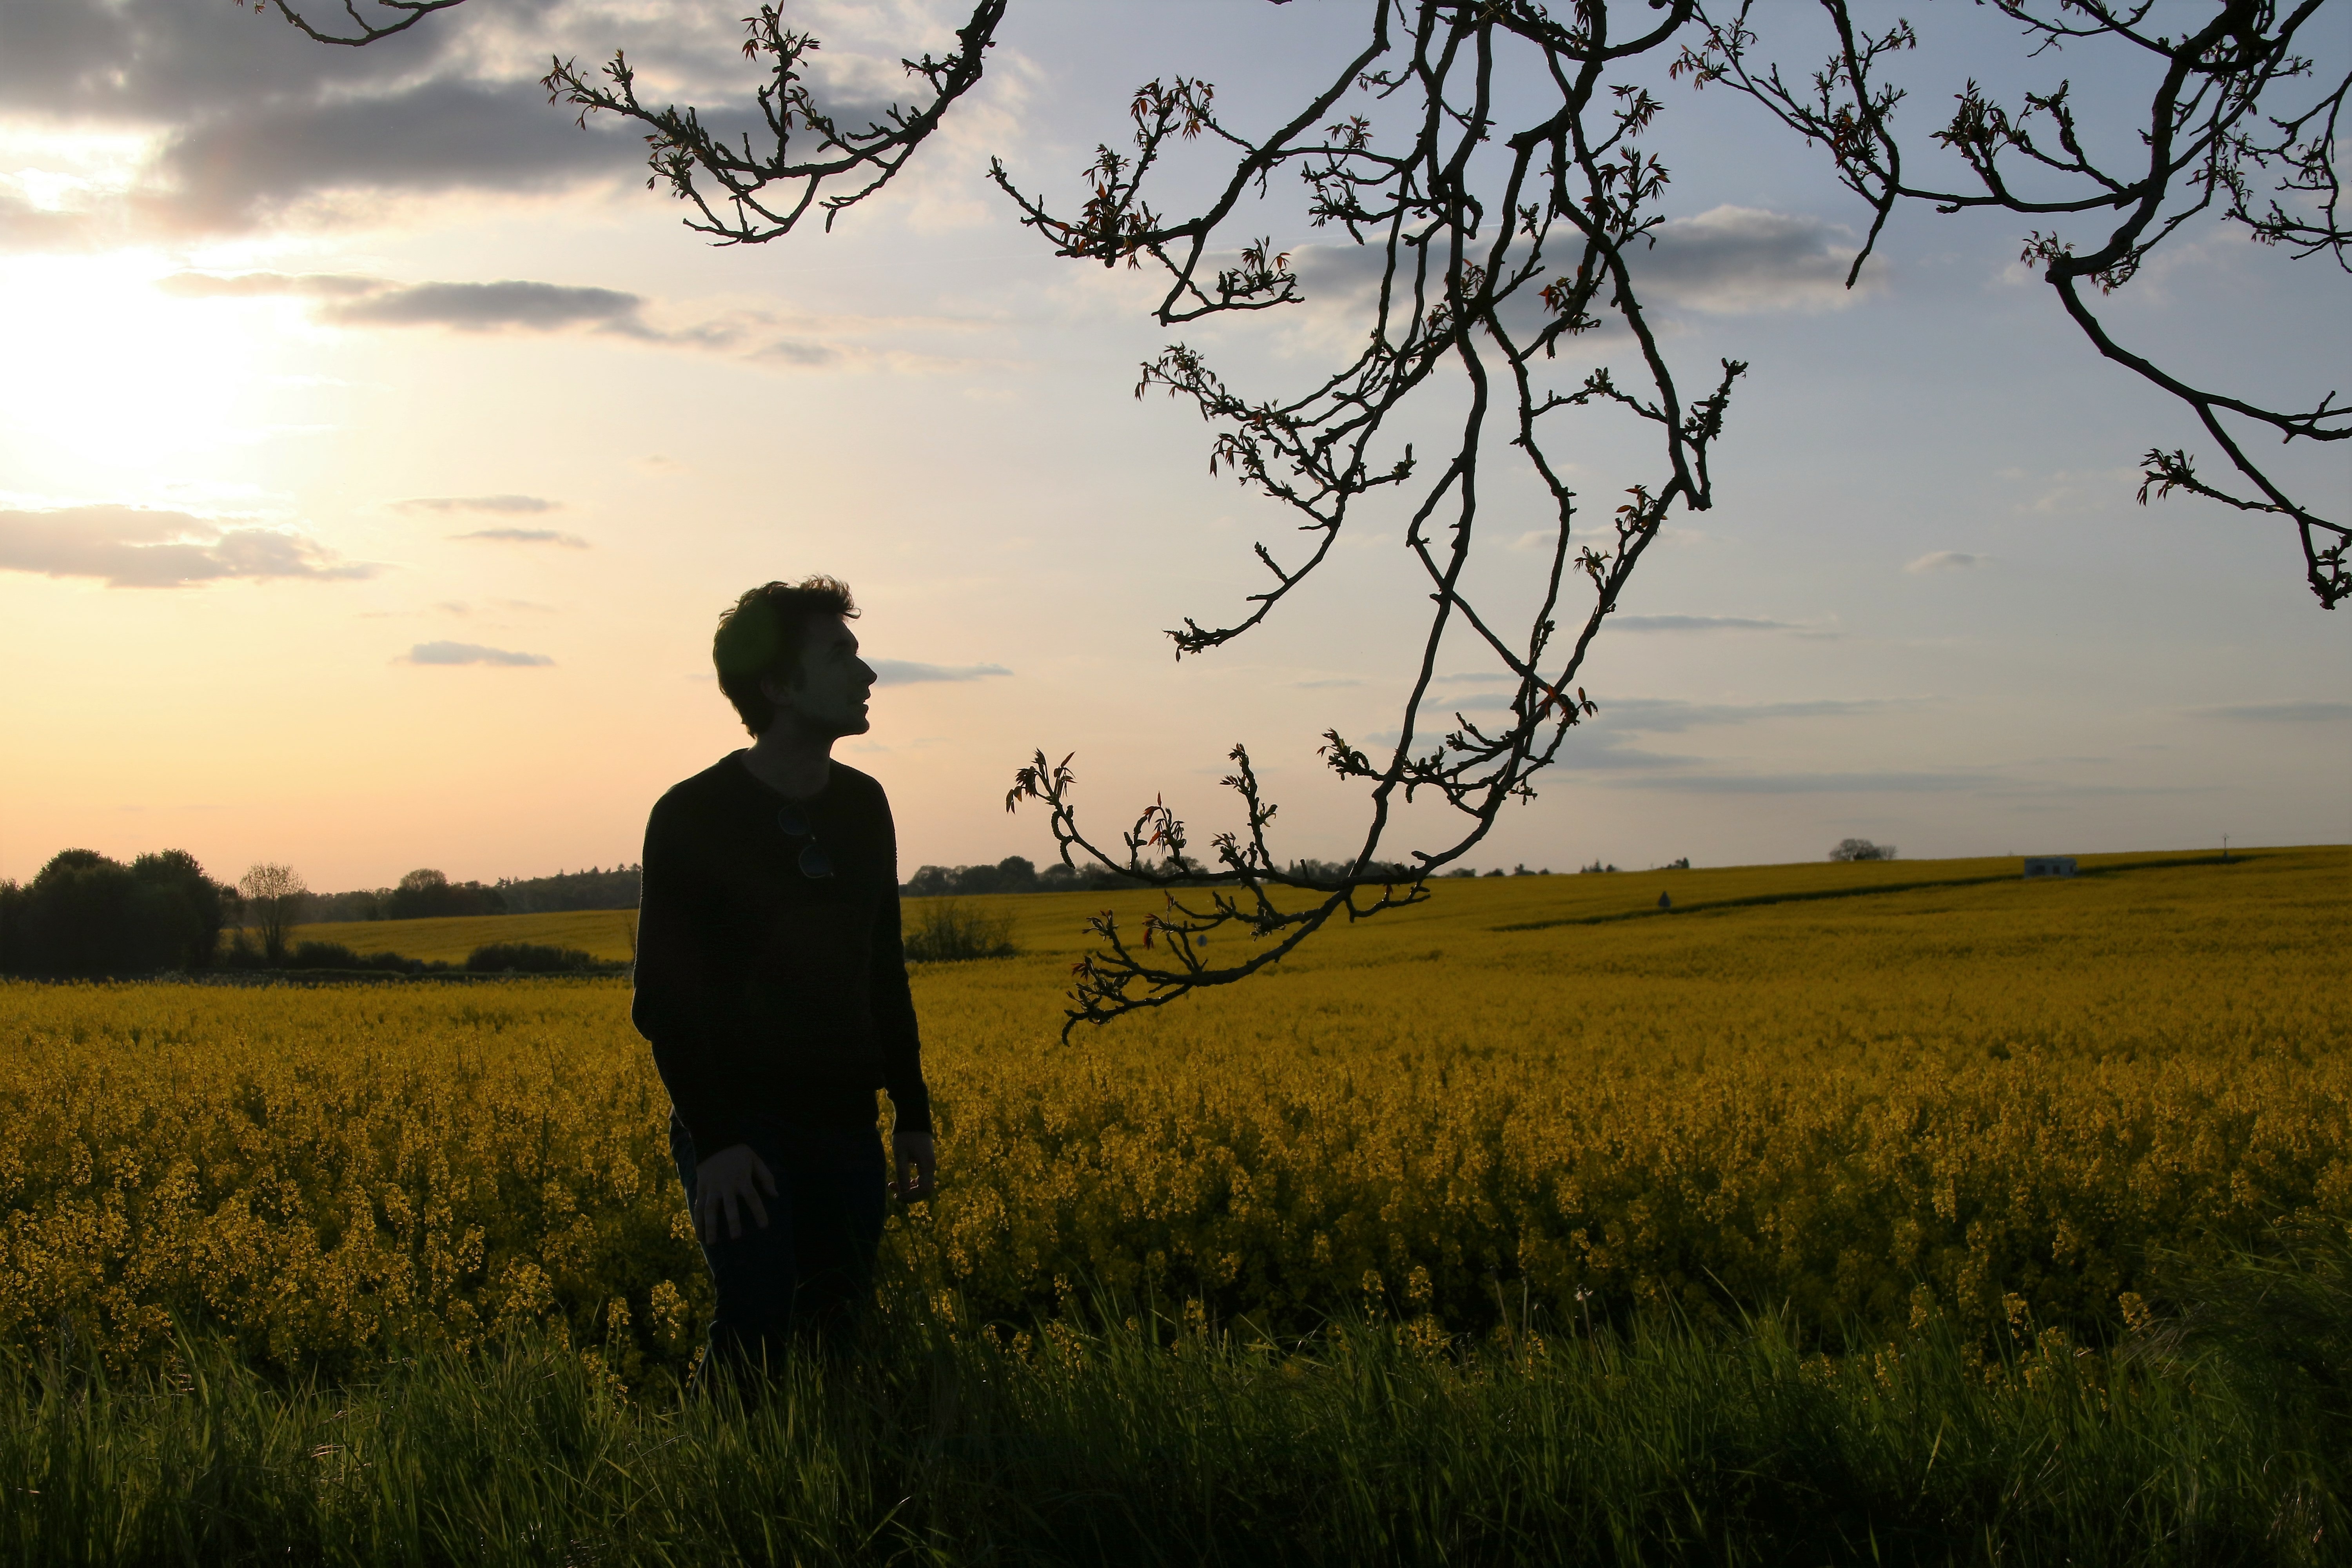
[2,0,2345,894]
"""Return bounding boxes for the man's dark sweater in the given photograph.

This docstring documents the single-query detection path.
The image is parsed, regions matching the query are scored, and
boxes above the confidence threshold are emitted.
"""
[632,753,931,1154]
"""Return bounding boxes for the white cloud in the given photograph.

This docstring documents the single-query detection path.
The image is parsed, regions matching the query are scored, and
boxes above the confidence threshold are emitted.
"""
[403,641,554,667]
[1632,205,1875,314]
[1610,614,1798,633]
[393,495,561,514]
[870,659,1011,685]
[0,504,376,588]
[450,528,590,548]
[159,270,969,368]
[1906,551,1983,573]
[165,271,661,333]
[2188,701,2351,723]
[325,279,650,333]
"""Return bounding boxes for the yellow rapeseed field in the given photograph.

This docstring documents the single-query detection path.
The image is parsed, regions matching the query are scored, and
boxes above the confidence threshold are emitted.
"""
[2,847,2341,1375]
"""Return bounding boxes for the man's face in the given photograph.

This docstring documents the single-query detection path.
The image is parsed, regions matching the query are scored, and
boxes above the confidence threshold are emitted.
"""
[760,615,876,740]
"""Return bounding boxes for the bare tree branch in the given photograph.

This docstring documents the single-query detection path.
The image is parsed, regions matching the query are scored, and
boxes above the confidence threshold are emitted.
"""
[254,0,468,48]
[266,0,1746,1031]
[540,2,1008,245]
[1688,0,2349,607]
[995,1,1747,1033]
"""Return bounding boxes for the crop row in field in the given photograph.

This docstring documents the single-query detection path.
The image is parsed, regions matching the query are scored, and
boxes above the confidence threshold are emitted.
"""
[0,847,2339,1376]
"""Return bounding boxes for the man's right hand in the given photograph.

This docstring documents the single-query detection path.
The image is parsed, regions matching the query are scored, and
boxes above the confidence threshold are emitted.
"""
[693,1143,778,1243]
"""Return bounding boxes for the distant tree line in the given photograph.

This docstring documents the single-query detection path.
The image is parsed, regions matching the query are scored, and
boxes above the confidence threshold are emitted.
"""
[495,865,641,915]
[303,865,642,922]
[901,857,1124,899]
[0,849,234,978]
[303,868,509,923]
[0,849,649,979]
[899,856,1445,898]
[4,837,1629,980]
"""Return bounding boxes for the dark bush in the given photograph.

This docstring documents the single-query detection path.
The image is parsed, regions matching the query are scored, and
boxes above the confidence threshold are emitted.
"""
[465,942,604,974]
[282,941,416,973]
[1828,838,1897,862]
[902,900,1017,963]
[215,929,266,970]
[250,942,438,975]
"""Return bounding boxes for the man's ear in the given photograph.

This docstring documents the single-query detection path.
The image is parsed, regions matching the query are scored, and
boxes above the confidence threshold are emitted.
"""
[757,670,800,707]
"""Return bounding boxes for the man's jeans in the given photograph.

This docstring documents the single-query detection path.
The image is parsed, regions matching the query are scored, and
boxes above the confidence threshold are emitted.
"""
[669,1114,887,1374]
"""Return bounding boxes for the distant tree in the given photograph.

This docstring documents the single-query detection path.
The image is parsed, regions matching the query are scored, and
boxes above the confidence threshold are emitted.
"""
[1828,839,1896,863]
[239,863,309,964]
[0,848,222,976]
[493,865,642,915]
[904,856,1133,898]
[902,865,954,900]
[128,851,232,971]
[386,869,452,920]
[385,868,508,920]
[1284,858,1417,887]
[927,857,1030,897]
[20,851,137,976]
[305,886,389,923]
[0,880,23,974]
[1033,861,1133,894]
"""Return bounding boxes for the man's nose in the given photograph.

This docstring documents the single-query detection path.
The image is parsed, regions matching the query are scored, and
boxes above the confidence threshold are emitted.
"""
[855,659,876,689]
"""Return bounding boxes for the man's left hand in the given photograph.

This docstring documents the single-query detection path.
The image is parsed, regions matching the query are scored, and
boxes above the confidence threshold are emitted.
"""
[893,1131,936,1202]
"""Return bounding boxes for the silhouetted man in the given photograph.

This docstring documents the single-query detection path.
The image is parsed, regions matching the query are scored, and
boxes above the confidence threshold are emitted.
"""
[632,576,936,1375]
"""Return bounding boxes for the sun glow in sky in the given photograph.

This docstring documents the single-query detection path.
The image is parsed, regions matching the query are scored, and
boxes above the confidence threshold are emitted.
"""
[1,0,2345,895]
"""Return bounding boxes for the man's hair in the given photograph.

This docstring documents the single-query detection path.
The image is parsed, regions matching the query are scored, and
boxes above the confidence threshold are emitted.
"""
[713,576,859,735]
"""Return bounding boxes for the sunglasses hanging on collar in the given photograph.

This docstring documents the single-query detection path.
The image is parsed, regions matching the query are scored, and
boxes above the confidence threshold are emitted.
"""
[774,804,835,880]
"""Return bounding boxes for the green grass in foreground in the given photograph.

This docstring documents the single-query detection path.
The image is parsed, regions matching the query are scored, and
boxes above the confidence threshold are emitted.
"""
[3,1278,2341,1568]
